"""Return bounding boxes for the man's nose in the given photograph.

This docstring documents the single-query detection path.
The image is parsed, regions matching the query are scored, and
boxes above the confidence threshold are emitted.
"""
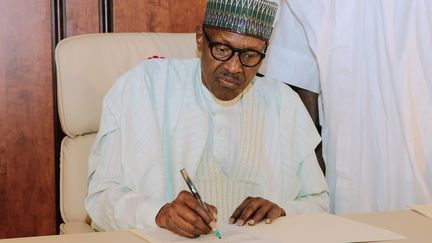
[223,52,243,74]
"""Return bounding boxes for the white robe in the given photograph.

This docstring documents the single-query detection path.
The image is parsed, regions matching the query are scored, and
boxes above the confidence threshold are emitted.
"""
[264,0,432,213]
[85,58,329,230]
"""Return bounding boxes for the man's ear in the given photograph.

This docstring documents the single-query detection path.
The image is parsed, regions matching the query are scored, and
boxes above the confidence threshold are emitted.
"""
[196,24,204,51]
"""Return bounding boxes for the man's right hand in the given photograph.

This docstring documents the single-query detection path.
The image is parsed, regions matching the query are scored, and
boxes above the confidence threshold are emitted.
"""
[155,190,218,238]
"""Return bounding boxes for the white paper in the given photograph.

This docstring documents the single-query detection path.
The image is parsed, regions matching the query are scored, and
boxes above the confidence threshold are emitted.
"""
[130,213,406,243]
[130,224,276,243]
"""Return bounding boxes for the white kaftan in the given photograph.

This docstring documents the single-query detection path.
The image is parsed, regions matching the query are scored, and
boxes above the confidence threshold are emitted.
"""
[85,58,329,230]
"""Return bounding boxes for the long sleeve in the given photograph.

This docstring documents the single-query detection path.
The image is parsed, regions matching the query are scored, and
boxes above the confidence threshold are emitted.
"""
[84,58,205,231]
[85,100,166,231]
[276,83,329,214]
[282,151,329,214]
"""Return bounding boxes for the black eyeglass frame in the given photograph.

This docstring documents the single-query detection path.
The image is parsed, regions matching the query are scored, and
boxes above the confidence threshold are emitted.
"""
[202,27,267,68]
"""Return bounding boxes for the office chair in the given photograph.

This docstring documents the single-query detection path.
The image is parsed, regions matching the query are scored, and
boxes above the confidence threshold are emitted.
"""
[55,32,197,234]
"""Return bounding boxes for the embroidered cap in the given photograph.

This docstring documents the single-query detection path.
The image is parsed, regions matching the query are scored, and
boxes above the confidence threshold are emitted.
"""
[203,0,279,40]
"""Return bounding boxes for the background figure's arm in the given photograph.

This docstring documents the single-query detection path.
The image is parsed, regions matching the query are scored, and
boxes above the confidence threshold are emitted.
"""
[262,0,320,93]
[289,85,325,174]
[261,0,325,174]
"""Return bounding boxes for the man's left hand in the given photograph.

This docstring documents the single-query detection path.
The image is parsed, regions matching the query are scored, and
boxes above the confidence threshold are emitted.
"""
[229,197,286,226]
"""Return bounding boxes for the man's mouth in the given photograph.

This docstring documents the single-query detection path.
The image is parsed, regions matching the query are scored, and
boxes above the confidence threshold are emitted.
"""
[218,77,241,89]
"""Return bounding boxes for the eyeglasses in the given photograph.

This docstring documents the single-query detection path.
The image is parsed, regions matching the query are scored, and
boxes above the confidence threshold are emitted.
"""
[202,27,266,67]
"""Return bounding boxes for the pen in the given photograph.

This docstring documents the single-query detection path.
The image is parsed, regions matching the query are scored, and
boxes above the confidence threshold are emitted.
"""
[180,168,222,239]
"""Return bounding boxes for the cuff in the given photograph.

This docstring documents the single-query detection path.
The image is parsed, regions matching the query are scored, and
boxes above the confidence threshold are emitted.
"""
[136,198,167,228]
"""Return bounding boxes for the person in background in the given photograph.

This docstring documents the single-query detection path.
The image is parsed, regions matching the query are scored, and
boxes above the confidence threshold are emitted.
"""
[85,0,328,238]
[263,0,432,214]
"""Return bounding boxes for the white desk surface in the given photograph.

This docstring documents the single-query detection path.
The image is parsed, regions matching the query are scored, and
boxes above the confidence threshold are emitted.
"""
[343,210,432,243]
[1,210,431,242]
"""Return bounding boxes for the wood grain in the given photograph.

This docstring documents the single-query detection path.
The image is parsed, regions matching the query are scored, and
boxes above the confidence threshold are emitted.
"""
[0,0,56,238]
[0,0,208,238]
[113,0,207,32]
[65,0,100,36]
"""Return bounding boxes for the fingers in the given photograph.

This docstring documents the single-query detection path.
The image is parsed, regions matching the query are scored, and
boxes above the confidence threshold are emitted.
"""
[166,213,200,238]
[229,197,285,226]
[263,206,282,224]
[179,191,215,225]
[155,190,218,238]
[229,197,253,224]
[157,201,208,237]
[248,203,273,225]
[177,202,212,233]
[237,198,267,225]
[205,203,218,221]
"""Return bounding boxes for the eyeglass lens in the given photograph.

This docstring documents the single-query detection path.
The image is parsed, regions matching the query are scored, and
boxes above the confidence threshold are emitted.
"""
[203,27,265,67]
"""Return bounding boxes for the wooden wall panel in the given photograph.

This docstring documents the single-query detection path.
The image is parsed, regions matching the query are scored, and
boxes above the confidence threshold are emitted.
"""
[113,0,207,32]
[0,0,56,238]
[0,0,207,239]
[65,0,100,36]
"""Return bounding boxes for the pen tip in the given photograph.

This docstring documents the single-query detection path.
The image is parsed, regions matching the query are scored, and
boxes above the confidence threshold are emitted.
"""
[215,229,222,239]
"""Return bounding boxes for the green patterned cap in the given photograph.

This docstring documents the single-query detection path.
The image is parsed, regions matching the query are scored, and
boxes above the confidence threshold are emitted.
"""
[203,0,279,40]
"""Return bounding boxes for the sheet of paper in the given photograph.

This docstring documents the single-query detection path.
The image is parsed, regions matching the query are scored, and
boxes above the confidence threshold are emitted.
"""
[130,224,277,243]
[130,213,406,243]
[410,204,432,219]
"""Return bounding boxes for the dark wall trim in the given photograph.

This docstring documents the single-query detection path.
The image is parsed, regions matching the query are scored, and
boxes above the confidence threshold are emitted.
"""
[52,0,66,43]
[100,0,113,32]
[51,0,66,231]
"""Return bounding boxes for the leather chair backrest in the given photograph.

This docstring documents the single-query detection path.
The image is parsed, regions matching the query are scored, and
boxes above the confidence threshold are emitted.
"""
[55,32,197,232]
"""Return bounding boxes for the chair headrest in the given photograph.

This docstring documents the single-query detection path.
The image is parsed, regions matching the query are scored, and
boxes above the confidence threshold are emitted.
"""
[55,32,197,137]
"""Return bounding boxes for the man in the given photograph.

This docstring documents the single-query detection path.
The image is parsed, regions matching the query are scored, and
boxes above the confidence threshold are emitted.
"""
[263,0,432,214]
[85,0,328,238]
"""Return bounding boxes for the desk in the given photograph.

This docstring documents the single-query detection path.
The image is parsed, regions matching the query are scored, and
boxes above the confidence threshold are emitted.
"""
[343,210,432,243]
[0,231,143,243]
[1,211,431,242]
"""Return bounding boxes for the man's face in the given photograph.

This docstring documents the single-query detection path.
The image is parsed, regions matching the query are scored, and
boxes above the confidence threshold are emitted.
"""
[196,26,267,101]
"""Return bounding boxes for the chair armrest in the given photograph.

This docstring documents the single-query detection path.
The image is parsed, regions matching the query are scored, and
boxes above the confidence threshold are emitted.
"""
[59,221,94,234]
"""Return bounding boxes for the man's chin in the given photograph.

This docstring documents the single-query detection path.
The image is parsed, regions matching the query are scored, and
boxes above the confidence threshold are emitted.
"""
[217,96,236,101]
[213,90,241,101]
